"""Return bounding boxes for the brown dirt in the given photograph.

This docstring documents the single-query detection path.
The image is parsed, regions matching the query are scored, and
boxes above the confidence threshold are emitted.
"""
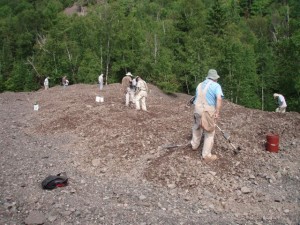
[0,83,299,224]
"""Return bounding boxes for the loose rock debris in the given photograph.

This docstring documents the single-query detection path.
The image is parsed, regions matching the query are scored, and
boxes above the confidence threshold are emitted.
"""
[0,83,299,224]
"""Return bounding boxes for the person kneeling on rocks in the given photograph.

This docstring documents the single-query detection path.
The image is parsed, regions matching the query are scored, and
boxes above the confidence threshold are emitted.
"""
[273,93,287,113]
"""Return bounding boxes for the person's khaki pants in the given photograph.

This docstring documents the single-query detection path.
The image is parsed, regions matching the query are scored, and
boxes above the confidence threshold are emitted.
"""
[191,126,215,158]
[276,107,286,113]
[135,91,147,111]
[125,88,135,106]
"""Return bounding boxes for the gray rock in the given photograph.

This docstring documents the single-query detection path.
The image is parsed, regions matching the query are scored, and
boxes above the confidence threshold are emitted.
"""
[47,214,57,222]
[60,210,72,216]
[100,167,107,173]
[269,179,273,183]
[25,211,46,225]
[236,190,242,196]
[283,209,290,213]
[249,175,256,179]
[92,158,101,167]
[270,175,276,181]
[139,195,147,200]
[209,171,217,176]
[4,201,16,210]
[184,196,190,201]
[241,187,251,194]
[167,183,176,189]
[75,211,81,217]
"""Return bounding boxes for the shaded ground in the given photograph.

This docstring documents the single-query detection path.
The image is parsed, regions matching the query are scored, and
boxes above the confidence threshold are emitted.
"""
[0,83,299,225]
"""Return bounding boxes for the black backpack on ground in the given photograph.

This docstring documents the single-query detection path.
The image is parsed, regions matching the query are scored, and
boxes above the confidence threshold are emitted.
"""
[41,172,68,190]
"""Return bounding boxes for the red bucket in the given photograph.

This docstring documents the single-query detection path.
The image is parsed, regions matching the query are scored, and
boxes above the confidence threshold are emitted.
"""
[266,134,279,153]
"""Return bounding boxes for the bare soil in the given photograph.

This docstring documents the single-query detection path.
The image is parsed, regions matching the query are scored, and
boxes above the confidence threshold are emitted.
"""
[0,83,299,225]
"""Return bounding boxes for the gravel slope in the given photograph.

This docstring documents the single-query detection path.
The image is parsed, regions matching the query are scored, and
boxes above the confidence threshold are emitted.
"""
[0,84,299,225]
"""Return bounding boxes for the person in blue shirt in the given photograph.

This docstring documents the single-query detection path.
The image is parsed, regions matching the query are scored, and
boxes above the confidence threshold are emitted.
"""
[191,69,224,161]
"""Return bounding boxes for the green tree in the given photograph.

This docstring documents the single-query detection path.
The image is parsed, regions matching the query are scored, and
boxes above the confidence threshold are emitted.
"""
[77,49,101,83]
[206,0,228,37]
[5,61,25,91]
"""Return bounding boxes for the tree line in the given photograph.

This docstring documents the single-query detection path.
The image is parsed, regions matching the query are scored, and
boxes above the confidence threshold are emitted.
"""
[0,0,299,112]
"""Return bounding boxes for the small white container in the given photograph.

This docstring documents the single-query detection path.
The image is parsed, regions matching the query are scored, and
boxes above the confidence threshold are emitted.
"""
[34,104,39,111]
[96,96,104,103]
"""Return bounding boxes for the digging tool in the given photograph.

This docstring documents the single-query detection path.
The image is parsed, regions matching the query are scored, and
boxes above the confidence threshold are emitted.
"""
[186,96,196,107]
[159,142,190,150]
[216,124,231,140]
[216,125,241,154]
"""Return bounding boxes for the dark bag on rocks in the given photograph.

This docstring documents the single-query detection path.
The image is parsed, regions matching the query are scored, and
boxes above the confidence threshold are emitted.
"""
[41,173,68,190]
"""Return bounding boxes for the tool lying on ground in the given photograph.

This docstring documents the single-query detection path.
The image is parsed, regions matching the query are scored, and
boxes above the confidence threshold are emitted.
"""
[160,142,190,150]
[216,125,241,155]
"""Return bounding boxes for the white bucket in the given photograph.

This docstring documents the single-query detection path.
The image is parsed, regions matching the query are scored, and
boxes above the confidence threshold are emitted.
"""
[34,104,39,111]
[96,96,104,103]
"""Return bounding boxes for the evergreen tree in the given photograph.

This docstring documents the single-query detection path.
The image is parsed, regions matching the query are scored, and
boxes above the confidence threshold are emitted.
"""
[206,0,228,37]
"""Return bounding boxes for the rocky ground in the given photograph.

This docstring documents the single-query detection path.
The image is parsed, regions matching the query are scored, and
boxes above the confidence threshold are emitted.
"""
[0,83,299,225]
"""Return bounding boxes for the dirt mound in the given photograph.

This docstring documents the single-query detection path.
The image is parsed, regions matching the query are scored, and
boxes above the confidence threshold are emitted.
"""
[0,83,299,224]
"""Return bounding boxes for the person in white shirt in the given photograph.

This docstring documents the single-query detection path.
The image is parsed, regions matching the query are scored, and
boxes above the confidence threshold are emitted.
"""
[273,93,287,113]
[44,77,49,90]
[62,76,69,88]
[135,76,149,111]
[98,74,104,90]
[132,77,137,91]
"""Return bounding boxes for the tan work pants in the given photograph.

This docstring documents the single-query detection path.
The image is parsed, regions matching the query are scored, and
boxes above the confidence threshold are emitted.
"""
[125,88,135,106]
[276,107,286,113]
[135,90,147,111]
[191,108,216,158]
[191,126,215,158]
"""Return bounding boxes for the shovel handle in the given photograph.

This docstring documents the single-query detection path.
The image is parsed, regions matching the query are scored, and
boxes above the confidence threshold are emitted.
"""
[216,124,238,150]
[216,125,226,137]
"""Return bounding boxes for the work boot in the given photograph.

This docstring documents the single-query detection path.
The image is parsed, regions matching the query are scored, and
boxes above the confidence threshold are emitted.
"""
[203,154,218,162]
[190,142,198,151]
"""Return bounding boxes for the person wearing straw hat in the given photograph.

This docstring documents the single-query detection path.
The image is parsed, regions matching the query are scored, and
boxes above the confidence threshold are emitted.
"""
[190,69,224,162]
[121,72,133,106]
[44,77,50,90]
[273,93,287,113]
